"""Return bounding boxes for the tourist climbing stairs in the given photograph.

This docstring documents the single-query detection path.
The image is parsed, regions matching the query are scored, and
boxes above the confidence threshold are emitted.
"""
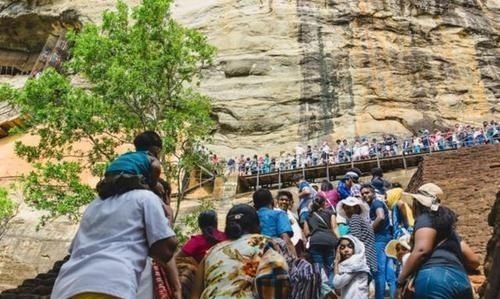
[30,29,68,77]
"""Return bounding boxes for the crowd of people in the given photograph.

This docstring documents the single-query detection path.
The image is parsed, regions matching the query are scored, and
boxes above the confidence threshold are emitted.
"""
[220,120,499,175]
[50,131,482,299]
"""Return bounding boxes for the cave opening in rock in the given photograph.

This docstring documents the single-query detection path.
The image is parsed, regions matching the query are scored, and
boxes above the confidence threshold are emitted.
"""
[0,11,80,78]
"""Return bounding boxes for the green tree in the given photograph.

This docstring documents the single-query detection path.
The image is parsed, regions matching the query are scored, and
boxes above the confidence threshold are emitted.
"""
[0,186,16,237]
[0,0,216,227]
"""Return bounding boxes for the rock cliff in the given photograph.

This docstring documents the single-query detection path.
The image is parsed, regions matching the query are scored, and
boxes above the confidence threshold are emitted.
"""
[0,0,498,155]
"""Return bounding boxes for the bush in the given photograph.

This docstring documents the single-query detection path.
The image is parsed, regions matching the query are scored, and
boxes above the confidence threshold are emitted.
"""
[0,187,15,222]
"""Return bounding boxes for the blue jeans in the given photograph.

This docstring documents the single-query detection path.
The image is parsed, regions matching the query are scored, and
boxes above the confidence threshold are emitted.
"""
[414,266,473,299]
[374,241,396,299]
[309,244,335,286]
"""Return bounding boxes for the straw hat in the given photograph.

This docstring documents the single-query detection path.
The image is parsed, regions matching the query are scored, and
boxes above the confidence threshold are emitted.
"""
[385,234,411,260]
[337,196,370,220]
[403,183,445,212]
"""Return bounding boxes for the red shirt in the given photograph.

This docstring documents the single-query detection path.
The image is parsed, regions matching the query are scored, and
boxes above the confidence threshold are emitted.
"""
[181,230,227,263]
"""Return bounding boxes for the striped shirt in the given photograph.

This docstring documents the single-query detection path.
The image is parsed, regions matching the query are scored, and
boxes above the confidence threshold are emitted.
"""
[348,214,378,273]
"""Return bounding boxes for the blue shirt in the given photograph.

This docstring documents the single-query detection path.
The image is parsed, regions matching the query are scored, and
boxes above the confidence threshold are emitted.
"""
[298,180,316,215]
[51,190,175,299]
[106,151,151,177]
[369,199,392,243]
[257,207,293,238]
[337,181,352,199]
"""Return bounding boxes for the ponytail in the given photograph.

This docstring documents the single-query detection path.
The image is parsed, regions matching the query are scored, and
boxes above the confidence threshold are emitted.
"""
[311,196,326,213]
[225,216,245,239]
[224,204,260,240]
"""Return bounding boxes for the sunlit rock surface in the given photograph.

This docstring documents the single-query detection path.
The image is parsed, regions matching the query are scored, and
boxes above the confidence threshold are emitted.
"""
[0,0,498,154]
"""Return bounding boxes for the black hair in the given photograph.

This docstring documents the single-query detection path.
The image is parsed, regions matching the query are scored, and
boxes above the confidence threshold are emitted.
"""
[320,179,333,191]
[414,201,457,241]
[310,196,326,213]
[337,237,355,250]
[253,188,273,210]
[277,190,293,203]
[134,131,162,151]
[198,210,220,245]
[392,182,403,188]
[371,167,384,177]
[292,174,303,182]
[343,204,362,216]
[360,183,375,192]
[157,179,172,204]
[225,204,260,240]
[158,179,171,197]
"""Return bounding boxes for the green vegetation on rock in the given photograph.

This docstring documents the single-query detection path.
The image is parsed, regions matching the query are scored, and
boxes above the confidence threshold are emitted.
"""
[0,0,216,228]
[0,187,15,222]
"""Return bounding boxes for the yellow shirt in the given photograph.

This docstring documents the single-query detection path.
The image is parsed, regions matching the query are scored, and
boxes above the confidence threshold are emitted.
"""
[386,188,414,227]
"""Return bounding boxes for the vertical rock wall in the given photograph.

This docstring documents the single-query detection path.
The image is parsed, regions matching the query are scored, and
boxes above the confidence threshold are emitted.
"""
[172,0,499,156]
[0,0,498,155]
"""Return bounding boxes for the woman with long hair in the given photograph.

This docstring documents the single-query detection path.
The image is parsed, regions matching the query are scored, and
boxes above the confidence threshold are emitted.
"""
[396,183,479,299]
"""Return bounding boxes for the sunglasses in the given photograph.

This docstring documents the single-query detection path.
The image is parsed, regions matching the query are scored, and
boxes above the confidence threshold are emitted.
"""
[361,191,371,195]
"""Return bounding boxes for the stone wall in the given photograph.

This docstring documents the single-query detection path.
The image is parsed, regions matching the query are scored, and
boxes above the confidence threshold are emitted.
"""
[0,201,78,291]
[172,0,499,156]
[406,144,500,257]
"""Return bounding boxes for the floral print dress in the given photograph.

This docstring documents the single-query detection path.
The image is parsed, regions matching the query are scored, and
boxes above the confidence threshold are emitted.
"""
[201,234,271,299]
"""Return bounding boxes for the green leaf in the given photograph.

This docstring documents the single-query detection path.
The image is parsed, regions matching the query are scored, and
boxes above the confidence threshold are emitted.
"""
[1,0,216,228]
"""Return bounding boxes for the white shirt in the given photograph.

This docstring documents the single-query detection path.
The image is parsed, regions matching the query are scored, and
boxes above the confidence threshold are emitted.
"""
[136,258,154,299]
[51,190,175,299]
[275,208,304,246]
[322,144,330,153]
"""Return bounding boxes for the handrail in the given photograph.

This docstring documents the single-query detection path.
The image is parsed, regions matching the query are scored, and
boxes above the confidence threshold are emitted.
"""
[237,136,500,178]
[171,165,216,198]
[236,143,499,192]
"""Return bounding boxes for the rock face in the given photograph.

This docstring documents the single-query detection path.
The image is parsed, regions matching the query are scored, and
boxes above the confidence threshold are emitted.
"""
[0,201,78,291]
[172,0,499,155]
[0,0,499,154]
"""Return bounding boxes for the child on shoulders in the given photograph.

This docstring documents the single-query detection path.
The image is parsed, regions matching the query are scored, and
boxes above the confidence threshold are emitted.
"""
[96,131,164,199]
